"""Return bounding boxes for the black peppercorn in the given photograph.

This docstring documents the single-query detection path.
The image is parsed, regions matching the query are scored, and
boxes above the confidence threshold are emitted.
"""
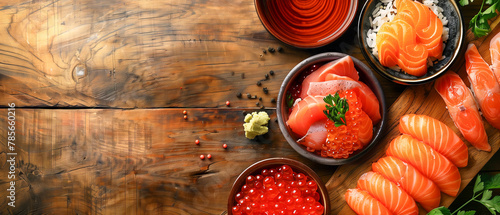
[269,70,275,76]
[268,47,275,53]
[259,97,262,101]
[263,87,269,94]
[271,98,276,103]
[277,46,283,53]
[236,93,242,98]
[256,81,261,86]
[256,102,260,106]
[265,74,269,79]
[246,93,251,98]
[263,49,267,54]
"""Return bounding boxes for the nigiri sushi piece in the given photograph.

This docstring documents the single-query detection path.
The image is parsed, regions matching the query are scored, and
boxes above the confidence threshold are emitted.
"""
[399,114,468,167]
[372,156,441,211]
[357,171,418,215]
[300,56,359,99]
[386,134,461,196]
[489,31,500,84]
[434,71,491,151]
[465,44,500,130]
[345,188,393,215]
[286,95,326,137]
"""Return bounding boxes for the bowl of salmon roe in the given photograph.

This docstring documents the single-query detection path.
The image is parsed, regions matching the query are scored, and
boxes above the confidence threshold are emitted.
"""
[254,0,358,48]
[227,158,329,215]
[277,52,387,165]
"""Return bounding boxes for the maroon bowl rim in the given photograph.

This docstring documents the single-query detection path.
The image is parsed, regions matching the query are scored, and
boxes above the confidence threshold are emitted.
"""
[254,0,359,49]
[227,157,330,214]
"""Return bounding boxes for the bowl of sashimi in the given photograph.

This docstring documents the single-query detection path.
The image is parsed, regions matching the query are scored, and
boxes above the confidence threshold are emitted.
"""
[358,0,464,85]
[277,52,387,165]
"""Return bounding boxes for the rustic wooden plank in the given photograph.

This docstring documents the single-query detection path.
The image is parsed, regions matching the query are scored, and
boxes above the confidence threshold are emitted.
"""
[328,16,500,215]
[0,0,404,109]
[0,108,336,214]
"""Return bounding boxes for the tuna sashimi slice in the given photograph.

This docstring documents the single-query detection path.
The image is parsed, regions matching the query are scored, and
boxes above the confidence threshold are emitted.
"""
[386,134,461,196]
[357,171,418,215]
[345,188,393,215]
[466,44,500,130]
[435,71,490,151]
[300,56,359,98]
[372,156,441,211]
[399,114,468,167]
[286,95,327,137]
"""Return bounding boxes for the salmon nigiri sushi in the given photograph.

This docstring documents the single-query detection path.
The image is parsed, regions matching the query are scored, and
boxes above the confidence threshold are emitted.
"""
[399,114,468,167]
[386,134,461,196]
[465,44,500,130]
[357,171,418,215]
[345,188,393,215]
[434,71,490,151]
[489,31,500,84]
[372,156,441,211]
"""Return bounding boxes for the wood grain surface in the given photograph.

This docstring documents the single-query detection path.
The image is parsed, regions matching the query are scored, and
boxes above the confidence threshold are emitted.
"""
[0,0,498,214]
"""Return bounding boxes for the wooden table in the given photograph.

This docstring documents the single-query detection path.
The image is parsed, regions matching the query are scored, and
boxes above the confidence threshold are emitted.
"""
[0,0,498,214]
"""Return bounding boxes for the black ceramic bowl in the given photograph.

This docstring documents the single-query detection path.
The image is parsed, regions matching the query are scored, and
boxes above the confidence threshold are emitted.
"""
[277,52,387,165]
[358,0,464,85]
[227,158,330,214]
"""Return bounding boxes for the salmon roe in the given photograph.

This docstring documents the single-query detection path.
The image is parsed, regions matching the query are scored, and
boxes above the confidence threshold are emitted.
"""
[232,165,324,215]
[322,90,365,159]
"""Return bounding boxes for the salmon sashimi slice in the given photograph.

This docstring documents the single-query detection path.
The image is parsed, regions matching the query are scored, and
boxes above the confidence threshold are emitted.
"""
[399,114,469,167]
[308,78,382,125]
[298,119,327,151]
[372,156,441,211]
[434,71,491,151]
[386,134,461,196]
[466,44,500,130]
[300,56,359,98]
[398,44,429,76]
[358,111,374,145]
[357,171,418,215]
[345,188,393,215]
[489,31,500,84]
[286,95,327,137]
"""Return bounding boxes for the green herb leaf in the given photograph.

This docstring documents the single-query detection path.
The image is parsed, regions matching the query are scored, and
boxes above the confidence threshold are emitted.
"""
[457,211,476,215]
[486,0,495,4]
[483,174,500,190]
[427,206,452,215]
[479,191,500,214]
[323,92,349,127]
[460,0,471,6]
[286,93,294,108]
[474,175,485,195]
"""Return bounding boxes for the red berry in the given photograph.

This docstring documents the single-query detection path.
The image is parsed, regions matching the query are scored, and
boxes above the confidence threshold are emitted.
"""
[183,110,187,115]
[195,139,200,145]
[226,101,230,106]
[207,154,212,159]
[183,115,188,120]
[222,144,228,149]
[199,154,205,159]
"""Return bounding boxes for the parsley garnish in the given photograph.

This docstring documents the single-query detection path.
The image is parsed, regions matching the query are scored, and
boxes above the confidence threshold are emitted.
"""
[460,0,500,38]
[427,173,500,215]
[323,92,349,127]
[286,93,294,108]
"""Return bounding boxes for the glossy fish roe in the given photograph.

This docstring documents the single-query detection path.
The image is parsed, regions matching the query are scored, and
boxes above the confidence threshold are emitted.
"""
[232,165,324,215]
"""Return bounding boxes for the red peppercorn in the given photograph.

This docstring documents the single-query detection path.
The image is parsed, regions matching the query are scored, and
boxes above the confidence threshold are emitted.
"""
[199,154,205,160]
[223,144,228,149]
[183,110,187,115]
[207,154,212,159]
[195,139,200,145]
[183,115,188,120]
[226,101,230,106]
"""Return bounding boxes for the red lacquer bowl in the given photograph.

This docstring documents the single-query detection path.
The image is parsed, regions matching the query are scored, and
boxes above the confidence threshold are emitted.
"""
[254,0,358,49]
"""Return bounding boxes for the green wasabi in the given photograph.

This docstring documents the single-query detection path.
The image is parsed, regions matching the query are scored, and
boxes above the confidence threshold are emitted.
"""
[243,111,270,139]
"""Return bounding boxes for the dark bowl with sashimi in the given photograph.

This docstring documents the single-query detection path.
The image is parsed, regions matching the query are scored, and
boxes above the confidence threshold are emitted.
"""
[277,52,387,165]
[358,0,464,85]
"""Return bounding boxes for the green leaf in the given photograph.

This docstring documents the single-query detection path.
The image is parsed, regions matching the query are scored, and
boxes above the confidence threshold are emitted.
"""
[483,173,500,190]
[457,210,476,215]
[323,92,349,127]
[479,193,500,214]
[460,0,471,6]
[482,4,499,20]
[486,0,495,4]
[474,175,485,195]
[286,93,294,108]
[427,206,452,215]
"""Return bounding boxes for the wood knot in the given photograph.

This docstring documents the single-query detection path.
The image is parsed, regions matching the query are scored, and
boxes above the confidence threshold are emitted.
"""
[72,64,87,82]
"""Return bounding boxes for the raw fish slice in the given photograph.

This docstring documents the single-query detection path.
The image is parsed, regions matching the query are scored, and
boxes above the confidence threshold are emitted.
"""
[310,78,382,124]
[465,44,500,130]
[345,188,393,215]
[358,111,374,145]
[372,156,441,211]
[286,95,326,137]
[398,44,429,76]
[489,31,500,84]
[376,23,400,67]
[298,119,327,151]
[434,71,491,151]
[386,134,461,196]
[399,114,468,167]
[357,171,418,215]
[300,56,359,98]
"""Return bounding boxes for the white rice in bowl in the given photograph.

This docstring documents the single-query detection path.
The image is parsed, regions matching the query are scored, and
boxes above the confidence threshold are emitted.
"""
[367,0,449,67]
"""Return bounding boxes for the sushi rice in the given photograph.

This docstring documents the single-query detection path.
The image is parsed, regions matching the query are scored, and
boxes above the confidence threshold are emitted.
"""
[367,0,449,67]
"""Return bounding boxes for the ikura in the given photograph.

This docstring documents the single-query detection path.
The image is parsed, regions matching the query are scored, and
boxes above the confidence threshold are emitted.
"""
[232,165,324,215]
